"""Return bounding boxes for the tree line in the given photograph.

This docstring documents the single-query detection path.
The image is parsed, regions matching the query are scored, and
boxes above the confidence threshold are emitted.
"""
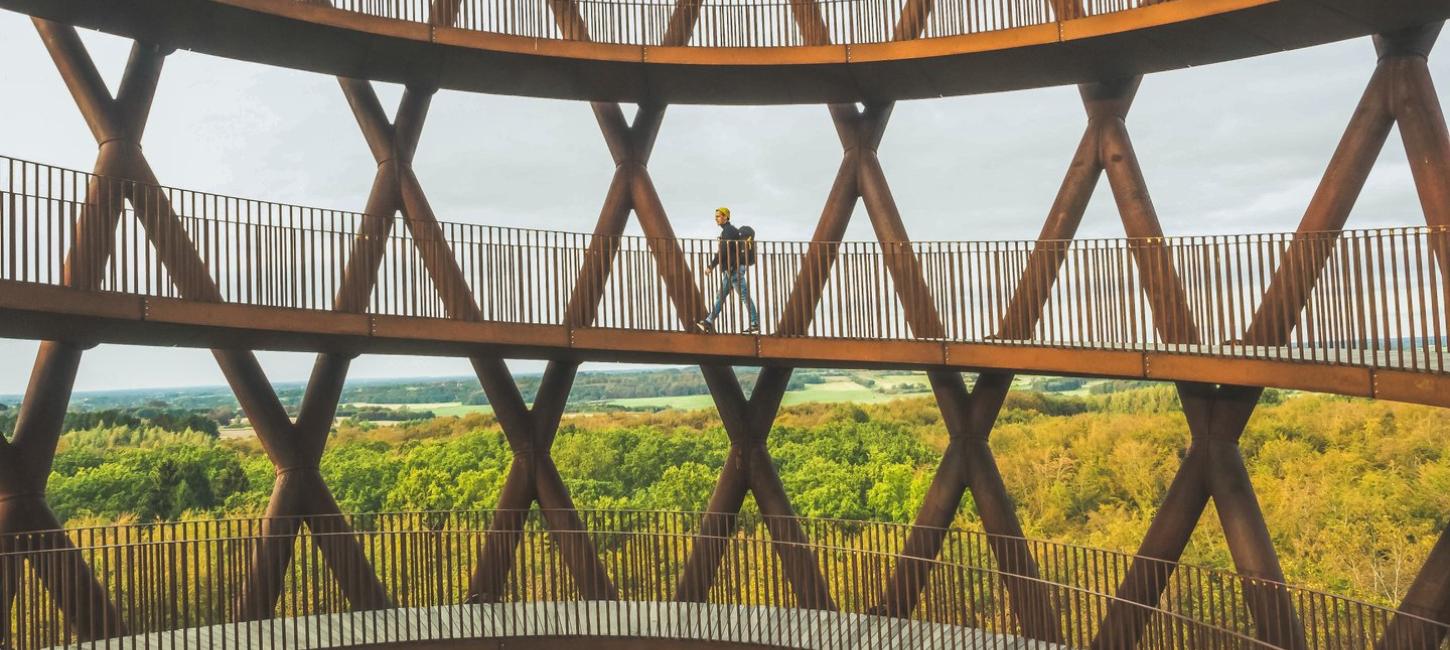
[25,384,1450,608]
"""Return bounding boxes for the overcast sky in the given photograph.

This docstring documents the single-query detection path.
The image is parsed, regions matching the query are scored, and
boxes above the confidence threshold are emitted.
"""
[0,10,1444,394]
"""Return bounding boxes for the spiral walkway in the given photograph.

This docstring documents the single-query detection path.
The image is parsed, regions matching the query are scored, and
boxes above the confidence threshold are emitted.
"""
[3,0,1450,647]
[2,0,1446,102]
[8,512,1445,649]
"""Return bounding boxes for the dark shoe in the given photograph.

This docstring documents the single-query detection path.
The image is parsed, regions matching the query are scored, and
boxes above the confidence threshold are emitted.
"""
[695,319,715,333]
[744,324,760,335]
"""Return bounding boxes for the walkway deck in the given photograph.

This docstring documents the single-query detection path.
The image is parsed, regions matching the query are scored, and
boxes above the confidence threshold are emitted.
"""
[60,602,1048,650]
[2,0,1446,102]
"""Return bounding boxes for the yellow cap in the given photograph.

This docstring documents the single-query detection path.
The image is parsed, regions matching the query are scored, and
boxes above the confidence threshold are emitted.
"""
[715,206,731,219]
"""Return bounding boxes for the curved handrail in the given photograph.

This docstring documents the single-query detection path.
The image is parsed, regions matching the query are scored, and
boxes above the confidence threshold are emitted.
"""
[3,510,1445,649]
[3,154,1448,388]
[300,0,1149,48]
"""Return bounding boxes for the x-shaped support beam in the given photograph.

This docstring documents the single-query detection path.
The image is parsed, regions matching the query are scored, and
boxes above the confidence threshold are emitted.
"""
[871,372,1064,641]
[467,359,618,602]
[333,80,432,313]
[225,354,392,620]
[1092,383,1305,650]
[1244,22,1450,349]
[672,366,836,610]
[228,74,451,622]
[0,344,122,641]
[566,103,678,327]
[996,77,1200,345]
[0,21,185,641]
[462,0,705,603]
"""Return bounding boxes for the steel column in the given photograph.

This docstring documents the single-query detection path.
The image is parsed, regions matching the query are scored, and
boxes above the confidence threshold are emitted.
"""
[0,342,124,641]
[1379,23,1450,650]
[1245,22,1446,347]
[228,69,448,620]
[547,0,705,328]
[566,103,672,328]
[0,21,184,640]
[873,372,1062,643]
[225,352,393,620]
[467,359,619,603]
[1093,383,1305,650]
[995,77,1202,345]
[675,365,836,611]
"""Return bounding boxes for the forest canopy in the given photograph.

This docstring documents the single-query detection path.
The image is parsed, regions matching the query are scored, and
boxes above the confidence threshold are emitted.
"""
[24,382,1450,609]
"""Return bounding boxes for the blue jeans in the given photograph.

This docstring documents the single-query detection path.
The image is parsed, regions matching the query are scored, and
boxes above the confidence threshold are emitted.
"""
[705,267,759,328]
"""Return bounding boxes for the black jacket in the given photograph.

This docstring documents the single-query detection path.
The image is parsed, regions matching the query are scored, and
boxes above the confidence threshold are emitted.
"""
[709,222,744,271]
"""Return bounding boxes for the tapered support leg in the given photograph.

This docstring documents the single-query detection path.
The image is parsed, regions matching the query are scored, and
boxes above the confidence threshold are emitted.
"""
[1091,448,1210,650]
[468,455,538,603]
[874,373,1061,642]
[1247,23,1448,346]
[468,359,619,603]
[674,366,836,610]
[226,352,392,620]
[0,25,188,639]
[1379,32,1450,645]
[1094,383,1303,650]
[1380,528,1450,650]
[0,342,126,641]
[673,446,751,603]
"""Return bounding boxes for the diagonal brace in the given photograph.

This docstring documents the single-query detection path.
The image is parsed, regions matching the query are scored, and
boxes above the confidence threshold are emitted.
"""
[1092,383,1304,650]
[996,77,1199,345]
[224,353,393,621]
[873,372,1063,643]
[467,359,618,603]
[674,366,836,611]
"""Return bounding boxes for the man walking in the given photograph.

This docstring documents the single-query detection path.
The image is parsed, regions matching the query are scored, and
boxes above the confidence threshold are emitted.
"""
[696,207,760,334]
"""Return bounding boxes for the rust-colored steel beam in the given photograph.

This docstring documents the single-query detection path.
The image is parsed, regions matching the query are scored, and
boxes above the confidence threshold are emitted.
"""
[554,0,707,329]
[1098,121,1200,346]
[224,352,393,620]
[468,359,619,602]
[787,0,831,46]
[995,77,1201,345]
[472,2,707,604]
[1093,383,1305,650]
[1391,24,1450,296]
[0,342,125,641]
[566,103,668,328]
[0,22,191,640]
[675,365,836,610]
[1383,529,1450,650]
[788,1,947,340]
[228,67,455,622]
[873,372,1062,643]
[1378,28,1450,649]
[333,82,432,313]
[891,0,935,42]
[775,103,885,336]
[1245,22,1446,347]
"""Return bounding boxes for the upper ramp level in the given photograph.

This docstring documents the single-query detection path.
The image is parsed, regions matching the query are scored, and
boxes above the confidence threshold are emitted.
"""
[4,0,1447,103]
[2,155,1448,408]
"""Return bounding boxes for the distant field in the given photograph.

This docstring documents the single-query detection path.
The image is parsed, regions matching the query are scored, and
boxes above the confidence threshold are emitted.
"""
[343,401,491,416]
[598,375,931,410]
[329,371,1140,417]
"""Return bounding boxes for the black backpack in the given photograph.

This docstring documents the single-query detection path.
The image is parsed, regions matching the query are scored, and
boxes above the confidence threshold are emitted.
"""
[736,225,757,266]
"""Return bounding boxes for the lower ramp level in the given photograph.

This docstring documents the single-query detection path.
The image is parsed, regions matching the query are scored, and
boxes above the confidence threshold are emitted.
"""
[60,601,1048,650]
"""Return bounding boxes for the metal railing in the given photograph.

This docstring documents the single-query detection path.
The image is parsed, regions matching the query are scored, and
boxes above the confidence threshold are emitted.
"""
[311,0,1165,47]
[1,511,1445,649]
[2,155,1448,375]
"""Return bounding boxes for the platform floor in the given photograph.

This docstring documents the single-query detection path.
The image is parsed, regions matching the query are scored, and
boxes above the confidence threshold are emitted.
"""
[59,601,1050,649]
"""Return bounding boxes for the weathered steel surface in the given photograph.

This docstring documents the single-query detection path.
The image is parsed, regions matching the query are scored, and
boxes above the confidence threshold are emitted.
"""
[2,0,1447,103]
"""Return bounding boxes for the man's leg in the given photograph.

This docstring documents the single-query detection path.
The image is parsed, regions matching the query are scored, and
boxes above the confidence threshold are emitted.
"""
[737,269,760,330]
[703,271,734,326]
